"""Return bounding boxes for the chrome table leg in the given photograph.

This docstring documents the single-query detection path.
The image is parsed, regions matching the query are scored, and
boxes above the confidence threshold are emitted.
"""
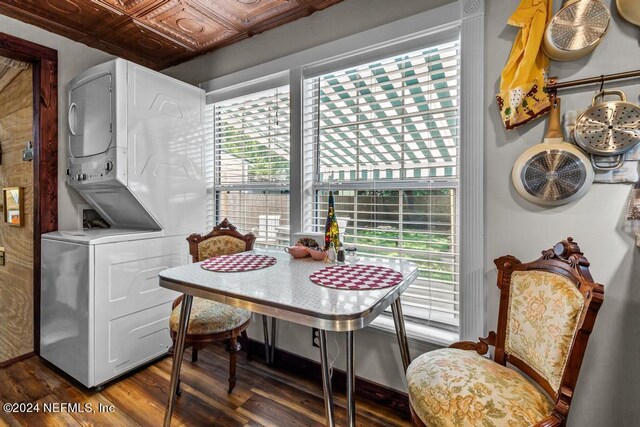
[391,297,411,372]
[163,294,193,427]
[262,314,270,364]
[346,330,355,427]
[270,316,277,364]
[318,330,335,427]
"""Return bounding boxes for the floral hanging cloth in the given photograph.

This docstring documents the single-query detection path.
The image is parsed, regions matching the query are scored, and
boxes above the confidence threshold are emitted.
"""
[496,0,552,130]
[627,179,640,246]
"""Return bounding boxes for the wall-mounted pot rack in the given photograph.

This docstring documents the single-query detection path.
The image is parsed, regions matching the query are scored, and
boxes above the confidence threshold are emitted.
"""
[547,69,640,91]
[547,70,640,249]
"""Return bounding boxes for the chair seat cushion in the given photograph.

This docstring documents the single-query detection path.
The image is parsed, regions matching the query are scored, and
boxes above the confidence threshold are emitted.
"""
[406,348,553,427]
[170,297,251,335]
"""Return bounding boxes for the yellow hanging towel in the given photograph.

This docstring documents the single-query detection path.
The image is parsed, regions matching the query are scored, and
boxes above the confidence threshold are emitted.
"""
[496,0,552,130]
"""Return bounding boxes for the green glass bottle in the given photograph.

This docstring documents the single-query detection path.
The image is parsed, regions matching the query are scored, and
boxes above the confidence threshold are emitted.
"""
[324,191,340,250]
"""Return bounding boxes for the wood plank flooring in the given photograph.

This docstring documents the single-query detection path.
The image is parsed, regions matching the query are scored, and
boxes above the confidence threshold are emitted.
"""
[0,345,410,427]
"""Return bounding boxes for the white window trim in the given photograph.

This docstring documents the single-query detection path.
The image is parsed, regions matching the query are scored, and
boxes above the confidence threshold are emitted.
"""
[201,0,485,346]
[457,0,485,344]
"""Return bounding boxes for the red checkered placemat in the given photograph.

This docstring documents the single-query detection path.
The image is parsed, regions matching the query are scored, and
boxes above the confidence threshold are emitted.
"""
[309,264,404,290]
[201,254,277,273]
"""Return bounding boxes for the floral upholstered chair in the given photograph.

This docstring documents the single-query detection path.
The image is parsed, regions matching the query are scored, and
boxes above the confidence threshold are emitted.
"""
[169,218,256,393]
[406,238,605,427]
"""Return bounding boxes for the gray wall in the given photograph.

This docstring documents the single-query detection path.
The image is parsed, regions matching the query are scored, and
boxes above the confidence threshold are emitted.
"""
[0,14,114,230]
[486,1,640,425]
[166,0,640,424]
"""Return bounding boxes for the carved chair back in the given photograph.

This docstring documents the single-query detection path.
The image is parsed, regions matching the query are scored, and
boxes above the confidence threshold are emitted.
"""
[187,218,256,263]
[493,238,604,411]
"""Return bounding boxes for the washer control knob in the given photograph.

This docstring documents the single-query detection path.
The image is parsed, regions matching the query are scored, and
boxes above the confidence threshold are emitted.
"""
[81,173,88,181]
[105,161,113,172]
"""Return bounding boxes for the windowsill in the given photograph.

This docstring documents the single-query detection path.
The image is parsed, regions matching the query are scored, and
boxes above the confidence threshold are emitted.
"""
[367,315,459,348]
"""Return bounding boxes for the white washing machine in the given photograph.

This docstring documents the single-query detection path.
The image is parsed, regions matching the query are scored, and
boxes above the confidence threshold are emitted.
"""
[40,229,187,387]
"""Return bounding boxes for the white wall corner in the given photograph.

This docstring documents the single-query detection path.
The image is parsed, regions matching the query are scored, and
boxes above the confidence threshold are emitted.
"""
[458,2,485,342]
[461,0,485,19]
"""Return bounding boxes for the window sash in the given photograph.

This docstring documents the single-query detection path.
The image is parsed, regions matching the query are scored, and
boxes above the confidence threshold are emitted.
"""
[214,87,290,188]
[215,189,291,249]
[310,188,459,326]
[303,40,461,327]
[208,86,291,247]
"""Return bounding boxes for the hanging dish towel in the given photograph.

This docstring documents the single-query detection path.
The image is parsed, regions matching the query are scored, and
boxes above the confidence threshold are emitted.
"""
[627,180,640,247]
[496,0,552,130]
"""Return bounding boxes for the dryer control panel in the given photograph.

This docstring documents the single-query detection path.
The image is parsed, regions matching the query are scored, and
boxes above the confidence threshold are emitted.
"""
[67,147,126,187]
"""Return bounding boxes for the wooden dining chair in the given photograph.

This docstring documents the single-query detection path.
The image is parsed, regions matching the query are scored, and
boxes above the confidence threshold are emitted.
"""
[406,237,604,426]
[169,218,256,393]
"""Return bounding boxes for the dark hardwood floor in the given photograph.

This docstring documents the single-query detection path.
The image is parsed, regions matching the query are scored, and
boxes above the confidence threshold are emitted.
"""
[0,345,410,426]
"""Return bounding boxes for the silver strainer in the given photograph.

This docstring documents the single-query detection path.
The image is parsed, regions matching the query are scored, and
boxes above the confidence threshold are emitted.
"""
[521,150,588,201]
[574,90,640,157]
[550,0,610,51]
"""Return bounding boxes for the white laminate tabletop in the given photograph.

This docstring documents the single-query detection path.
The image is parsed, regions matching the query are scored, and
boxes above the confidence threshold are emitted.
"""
[159,249,418,331]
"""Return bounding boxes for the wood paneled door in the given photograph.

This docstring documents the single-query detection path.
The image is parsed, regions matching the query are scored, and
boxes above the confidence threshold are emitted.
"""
[0,60,34,364]
[0,32,58,367]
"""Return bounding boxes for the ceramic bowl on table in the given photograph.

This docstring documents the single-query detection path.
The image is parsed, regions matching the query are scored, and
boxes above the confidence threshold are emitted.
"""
[284,245,309,258]
[309,248,327,261]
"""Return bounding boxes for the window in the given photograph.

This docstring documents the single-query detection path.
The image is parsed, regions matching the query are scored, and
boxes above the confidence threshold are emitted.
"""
[208,86,291,247]
[202,5,486,343]
[303,40,461,329]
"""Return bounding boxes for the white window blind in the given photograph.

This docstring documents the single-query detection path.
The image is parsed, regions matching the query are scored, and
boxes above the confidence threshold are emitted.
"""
[303,40,460,328]
[208,86,291,248]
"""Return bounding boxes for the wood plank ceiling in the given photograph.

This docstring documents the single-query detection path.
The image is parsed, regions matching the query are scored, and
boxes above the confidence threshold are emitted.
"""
[0,0,343,70]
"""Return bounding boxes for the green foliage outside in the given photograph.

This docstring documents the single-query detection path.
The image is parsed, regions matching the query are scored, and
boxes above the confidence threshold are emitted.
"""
[219,124,289,182]
[343,228,455,282]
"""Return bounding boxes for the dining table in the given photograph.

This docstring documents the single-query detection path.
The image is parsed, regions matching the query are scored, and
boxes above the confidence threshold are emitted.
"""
[159,248,419,427]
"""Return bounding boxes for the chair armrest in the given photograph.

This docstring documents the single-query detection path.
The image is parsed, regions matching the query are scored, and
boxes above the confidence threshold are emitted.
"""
[534,414,563,427]
[448,331,496,355]
[534,386,572,426]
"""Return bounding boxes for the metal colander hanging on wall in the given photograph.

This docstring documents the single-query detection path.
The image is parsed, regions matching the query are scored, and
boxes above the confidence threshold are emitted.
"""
[573,90,640,170]
[543,0,610,61]
[512,97,594,206]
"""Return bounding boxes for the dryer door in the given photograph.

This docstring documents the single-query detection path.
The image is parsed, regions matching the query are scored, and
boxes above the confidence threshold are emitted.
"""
[69,72,113,158]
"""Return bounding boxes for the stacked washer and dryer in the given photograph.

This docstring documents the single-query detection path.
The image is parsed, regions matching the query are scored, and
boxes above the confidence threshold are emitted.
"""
[40,59,206,388]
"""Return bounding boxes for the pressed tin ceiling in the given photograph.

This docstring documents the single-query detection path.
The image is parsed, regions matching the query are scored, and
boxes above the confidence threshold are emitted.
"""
[0,0,343,69]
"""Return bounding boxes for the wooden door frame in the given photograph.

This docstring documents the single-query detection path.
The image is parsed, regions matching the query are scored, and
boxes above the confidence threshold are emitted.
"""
[0,32,58,362]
